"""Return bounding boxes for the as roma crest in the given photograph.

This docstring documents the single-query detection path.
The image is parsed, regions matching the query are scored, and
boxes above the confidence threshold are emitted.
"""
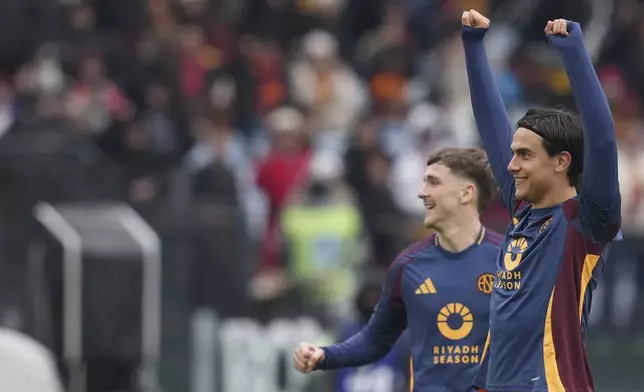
[477,273,495,295]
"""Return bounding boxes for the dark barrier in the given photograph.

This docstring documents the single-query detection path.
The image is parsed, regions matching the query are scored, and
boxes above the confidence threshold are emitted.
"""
[29,202,161,392]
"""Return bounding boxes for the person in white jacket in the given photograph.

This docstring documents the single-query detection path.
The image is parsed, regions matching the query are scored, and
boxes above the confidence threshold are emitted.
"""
[289,29,367,135]
[0,328,63,392]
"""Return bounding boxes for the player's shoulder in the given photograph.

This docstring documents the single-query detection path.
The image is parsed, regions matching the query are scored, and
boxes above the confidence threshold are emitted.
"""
[561,195,623,243]
[560,195,582,221]
[561,194,617,223]
[389,235,436,269]
[477,228,503,268]
[481,227,505,250]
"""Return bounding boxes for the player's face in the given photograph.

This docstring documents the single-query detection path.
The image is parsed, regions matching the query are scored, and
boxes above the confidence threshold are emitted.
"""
[507,127,561,203]
[418,163,471,228]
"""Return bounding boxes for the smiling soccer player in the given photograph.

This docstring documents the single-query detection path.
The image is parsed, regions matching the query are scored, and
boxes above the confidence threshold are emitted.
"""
[293,148,503,392]
[461,10,622,392]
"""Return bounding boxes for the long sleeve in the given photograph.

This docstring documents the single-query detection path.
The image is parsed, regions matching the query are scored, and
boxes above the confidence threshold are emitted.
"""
[462,26,516,211]
[316,260,408,369]
[552,22,622,242]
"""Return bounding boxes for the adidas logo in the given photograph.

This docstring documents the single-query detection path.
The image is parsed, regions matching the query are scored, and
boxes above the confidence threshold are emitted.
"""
[415,278,437,294]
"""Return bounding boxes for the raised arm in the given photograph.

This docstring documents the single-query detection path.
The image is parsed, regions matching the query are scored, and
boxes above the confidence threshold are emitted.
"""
[461,10,516,211]
[315,259,408,370]
[547,20,622,241]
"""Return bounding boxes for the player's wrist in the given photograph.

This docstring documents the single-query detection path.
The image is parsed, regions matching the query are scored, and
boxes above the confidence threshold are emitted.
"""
[461,25,488,40]
[312,347,328,370]
[549,37,584,51]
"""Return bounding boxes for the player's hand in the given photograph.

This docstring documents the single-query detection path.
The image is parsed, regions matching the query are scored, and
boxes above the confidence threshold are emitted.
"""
[545,19,569,36]
[461,9,490,29]
[293,342,325,373]
[545,19,583,47]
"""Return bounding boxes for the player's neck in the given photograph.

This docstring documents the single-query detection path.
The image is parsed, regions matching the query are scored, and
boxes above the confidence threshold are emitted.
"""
[434,213,483,253]
[532,185,577,209]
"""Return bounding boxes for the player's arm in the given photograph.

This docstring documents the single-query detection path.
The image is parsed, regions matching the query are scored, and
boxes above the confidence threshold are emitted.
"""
[461,10,516,211]
[294,259,408,372]
[547,20,622,242]
[318,259,407,369]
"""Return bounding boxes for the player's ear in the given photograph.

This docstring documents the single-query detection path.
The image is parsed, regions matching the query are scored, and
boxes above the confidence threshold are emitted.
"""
[460,183,475,206]
[554,151,571,174]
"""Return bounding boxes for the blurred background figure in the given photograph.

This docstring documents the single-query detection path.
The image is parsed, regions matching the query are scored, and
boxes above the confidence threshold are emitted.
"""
[290,29,367,136]
[256,105,310,269]
[0,0,641,391]
[281,149,363,325]
[0,328,63,392]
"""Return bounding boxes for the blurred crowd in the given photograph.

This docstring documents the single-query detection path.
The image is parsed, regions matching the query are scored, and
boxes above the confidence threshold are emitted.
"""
[1,0,644,391]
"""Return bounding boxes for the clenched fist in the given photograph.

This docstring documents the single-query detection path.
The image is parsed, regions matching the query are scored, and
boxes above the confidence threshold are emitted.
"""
[461,9,490,29]
[544,19,583,49]
[544,19,569,36]
[293,342,325,373]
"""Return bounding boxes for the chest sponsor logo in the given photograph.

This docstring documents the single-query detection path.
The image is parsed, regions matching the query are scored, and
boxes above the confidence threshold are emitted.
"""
[437,303,473,340]
[434,303,480,365]
[504,237,529,271]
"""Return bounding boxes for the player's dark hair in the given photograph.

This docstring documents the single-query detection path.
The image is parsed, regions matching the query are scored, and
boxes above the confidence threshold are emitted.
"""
[516,108,584,188]
[426,148,497,214]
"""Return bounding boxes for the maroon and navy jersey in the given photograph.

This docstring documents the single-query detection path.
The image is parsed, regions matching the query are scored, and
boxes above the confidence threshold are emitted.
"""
[463,22,622,392]
[476,199,619,392]
[317,227,503,392]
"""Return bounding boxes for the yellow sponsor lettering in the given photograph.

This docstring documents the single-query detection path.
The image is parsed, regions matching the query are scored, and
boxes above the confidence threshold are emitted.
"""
[495,269,522,291]
[496,271,522,280]
[494,280,521,290]
[433,346,480,365]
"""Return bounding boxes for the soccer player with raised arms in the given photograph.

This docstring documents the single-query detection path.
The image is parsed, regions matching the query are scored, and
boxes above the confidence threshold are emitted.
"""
[292,147,504,391]
[461,9,621,392]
